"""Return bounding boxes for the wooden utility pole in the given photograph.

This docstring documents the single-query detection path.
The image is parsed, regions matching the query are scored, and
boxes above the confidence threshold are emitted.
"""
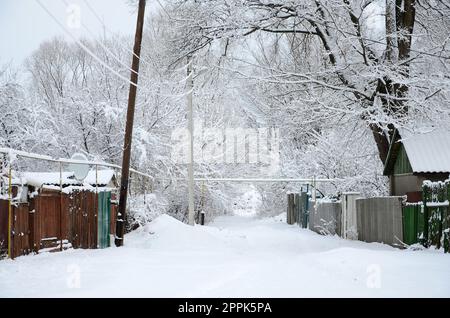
[115,0,146,247]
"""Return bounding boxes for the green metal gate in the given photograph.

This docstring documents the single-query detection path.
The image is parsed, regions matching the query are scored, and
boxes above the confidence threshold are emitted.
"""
[402,204,424,246]
[97,191,111,248]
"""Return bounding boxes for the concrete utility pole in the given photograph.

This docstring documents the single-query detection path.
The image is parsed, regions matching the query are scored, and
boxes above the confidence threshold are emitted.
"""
[115,0,146,247]
[187,56,195,226]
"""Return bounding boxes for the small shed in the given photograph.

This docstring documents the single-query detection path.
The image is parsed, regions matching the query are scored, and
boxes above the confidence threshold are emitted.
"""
[383,129,450,201]
[0,169,118,258]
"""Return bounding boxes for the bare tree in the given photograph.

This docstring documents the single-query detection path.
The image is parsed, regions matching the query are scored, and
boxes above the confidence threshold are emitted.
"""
[164,0,450,163]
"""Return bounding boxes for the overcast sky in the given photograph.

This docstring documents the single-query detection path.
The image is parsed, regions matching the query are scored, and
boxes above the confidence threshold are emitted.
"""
[0,0,139,67]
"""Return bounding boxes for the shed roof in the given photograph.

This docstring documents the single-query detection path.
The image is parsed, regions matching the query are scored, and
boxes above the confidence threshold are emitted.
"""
[384,128,450,175]
[84,170,116,185]
[5,169,116,188]
[22,172,77,187]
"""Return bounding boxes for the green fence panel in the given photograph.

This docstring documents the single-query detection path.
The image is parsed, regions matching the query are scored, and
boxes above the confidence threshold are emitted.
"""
[442,202,450,253]
[445,181,450,253]
[428,208,442,248]
[444,231,449,253]
[422,184,430,247]
[417,205,425,243]
[402,205,419,245]
[422,181,449,249]
[97,191,111,249]
[301,192,308,229]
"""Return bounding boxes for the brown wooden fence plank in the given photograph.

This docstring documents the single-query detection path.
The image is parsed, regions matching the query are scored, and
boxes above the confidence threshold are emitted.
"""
[11,204,31,258]
[0,200,8,255]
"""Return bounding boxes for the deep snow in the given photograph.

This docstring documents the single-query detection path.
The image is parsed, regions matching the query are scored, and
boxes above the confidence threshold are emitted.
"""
[0,214,449,297]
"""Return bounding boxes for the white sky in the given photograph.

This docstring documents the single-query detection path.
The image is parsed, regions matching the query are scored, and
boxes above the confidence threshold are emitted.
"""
[0,0,139,67]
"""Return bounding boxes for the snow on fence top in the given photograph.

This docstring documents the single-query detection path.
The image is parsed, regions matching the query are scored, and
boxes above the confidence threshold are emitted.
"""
[23,172,76,187]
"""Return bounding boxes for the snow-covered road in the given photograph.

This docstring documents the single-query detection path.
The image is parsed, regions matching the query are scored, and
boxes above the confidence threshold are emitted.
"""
[1,214,449,297]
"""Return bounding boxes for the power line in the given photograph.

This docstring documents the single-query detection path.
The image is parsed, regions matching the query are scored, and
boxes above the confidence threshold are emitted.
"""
[35,0,192,100]
[35,0,141,89]
[69,0,195,89]
[63,0,191,89]
[61,0,142,78]
[82,0,193,75]
[82,0,155,69]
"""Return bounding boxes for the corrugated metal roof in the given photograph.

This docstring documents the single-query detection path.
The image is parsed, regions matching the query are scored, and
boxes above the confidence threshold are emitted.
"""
[400,128,450,173]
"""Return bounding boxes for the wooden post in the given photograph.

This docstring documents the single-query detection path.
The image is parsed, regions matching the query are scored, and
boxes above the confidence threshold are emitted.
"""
[7,162,12,259]
[286,194,290,224]
[59,162,63,251]
[200,211,205,226]
[287,193,295,225]
[115,0,146,247]
[199,181,205,225]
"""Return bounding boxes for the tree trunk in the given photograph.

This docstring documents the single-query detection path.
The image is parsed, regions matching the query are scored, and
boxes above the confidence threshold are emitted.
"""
[369,0,415,164]
[370,123,390,164]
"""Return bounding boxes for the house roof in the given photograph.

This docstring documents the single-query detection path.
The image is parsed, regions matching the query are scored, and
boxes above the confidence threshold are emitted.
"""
[5,169,116,188]
[384,128,450,175]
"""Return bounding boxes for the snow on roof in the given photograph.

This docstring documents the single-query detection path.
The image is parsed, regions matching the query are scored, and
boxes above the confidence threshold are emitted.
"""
[6,169,116,187]
[84,169,116,185]
[21,172,77,187]
[400,128,450,173]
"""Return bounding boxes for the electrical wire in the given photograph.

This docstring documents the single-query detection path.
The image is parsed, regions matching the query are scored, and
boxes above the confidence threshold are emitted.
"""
[35,0,193,100]
[36,0,141,89]
[81,0,195,75]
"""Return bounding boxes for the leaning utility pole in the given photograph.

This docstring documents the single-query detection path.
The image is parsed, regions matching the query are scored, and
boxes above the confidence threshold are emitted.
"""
[115,0,146,247]
[187,56,195,226]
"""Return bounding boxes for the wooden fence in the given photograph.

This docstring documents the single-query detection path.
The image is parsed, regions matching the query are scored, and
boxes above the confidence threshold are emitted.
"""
[0,202,32,258]
[0,189,117,259]
[0,200,8,256]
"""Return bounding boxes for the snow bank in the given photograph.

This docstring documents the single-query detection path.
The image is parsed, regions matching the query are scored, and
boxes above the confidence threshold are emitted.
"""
[126,214,226,251]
